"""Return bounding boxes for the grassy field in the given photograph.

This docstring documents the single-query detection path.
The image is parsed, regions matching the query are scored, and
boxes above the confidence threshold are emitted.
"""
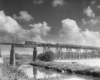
[0,54,34,80]
[0,64,33,80]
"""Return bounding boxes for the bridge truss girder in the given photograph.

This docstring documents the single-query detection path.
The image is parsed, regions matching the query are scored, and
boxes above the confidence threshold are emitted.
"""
[1,41,100,66]
[43,47,51,53]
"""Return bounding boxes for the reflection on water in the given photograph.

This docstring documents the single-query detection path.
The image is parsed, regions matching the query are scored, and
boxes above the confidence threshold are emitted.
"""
[23,65,100,80]
[33,67,37,79]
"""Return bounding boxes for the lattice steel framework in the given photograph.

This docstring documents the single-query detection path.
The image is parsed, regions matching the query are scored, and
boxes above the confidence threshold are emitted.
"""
[0,41,100,66]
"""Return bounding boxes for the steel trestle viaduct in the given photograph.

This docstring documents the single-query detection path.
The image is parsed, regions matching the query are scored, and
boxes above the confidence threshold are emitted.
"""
[0,41,100,66]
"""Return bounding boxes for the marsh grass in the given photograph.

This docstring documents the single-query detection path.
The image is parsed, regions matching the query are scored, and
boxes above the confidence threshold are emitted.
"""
[0,55,35,80]
[0,64,34,80]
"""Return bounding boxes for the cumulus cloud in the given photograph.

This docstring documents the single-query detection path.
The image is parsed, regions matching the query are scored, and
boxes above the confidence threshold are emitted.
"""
[13,11,33,22]
[0,11,52,55]
[82,19,87,25]
[0,11,25,43]
[97,5,100,8]
[91,0,96,5]
[59,18,100,47]
[27,22,51,42]
[29,22,51,36]
[84,6,95,18]
[0,11,51,43]
[33,0,44,4]
[82,29,100,46]
[59,19,86,45]
[82,17,100,25]
[1,10,100,48]
[83,5,100,25]
[52,0,64,7]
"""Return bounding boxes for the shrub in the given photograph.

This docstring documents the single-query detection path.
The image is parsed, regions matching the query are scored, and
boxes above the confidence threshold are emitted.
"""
[37,51,55,61]
[15,53,23,60]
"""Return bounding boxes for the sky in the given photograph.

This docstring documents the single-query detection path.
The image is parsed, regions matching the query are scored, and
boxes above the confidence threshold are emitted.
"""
[0,0,100,55]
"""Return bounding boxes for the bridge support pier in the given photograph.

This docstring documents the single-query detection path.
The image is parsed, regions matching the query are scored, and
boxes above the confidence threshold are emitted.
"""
[10,45,15,66]
[33,47,37,61]
[59,48,62,59]
[0,48,1,57]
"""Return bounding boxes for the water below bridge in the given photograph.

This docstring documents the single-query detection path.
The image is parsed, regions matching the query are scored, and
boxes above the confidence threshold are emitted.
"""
[20,64,100,80]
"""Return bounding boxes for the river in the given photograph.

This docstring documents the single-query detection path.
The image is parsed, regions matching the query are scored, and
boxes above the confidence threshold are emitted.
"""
[20,64,100,80]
